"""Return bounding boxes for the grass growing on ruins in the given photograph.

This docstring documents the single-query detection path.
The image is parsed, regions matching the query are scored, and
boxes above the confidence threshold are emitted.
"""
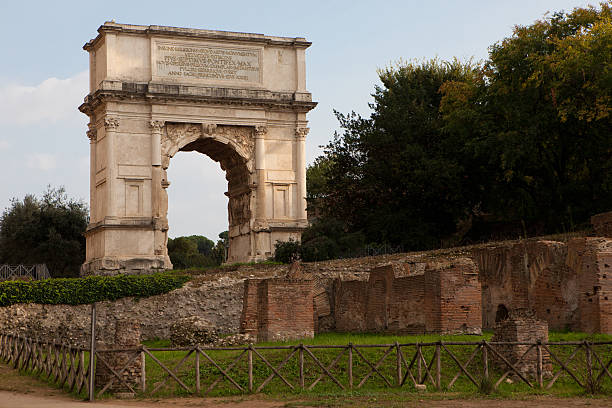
[135,331,612,399]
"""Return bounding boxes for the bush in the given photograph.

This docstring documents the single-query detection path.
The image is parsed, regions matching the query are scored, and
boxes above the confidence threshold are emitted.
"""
[0,273,189,307]
[273,239,302,263]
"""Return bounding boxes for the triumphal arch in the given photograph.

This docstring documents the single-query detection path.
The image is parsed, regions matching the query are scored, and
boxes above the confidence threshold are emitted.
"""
[79,22,316,275]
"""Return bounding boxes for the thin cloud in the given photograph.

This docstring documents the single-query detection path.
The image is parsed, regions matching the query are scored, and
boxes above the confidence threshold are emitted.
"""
[0,71,88,126]
[0,140,9,150]
[26,153,57,171]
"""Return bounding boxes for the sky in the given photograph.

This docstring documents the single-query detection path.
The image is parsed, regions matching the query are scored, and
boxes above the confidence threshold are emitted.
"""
[0,0,595,240]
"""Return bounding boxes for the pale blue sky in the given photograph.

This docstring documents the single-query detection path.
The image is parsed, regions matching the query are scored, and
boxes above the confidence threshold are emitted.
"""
[0,0,594,240]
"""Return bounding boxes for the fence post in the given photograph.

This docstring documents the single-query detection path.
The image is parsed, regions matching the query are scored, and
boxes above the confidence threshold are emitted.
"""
[436,342,441,390]
[482,341,489,381]
[141,348,147,393]
[299,344,304,389]
[348,343,353,389]
[395,341,401,387]
[417,342,422,384]
[248,345,253,393]
[88,302,96,401]
[585,341,593,392]
[536,341,543,388]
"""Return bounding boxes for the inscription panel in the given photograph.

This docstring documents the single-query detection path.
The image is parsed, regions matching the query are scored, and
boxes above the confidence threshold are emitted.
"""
[153,40,262,84]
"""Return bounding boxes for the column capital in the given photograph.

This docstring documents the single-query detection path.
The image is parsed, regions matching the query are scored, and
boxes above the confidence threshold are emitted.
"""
[86,123,97,142]
[254,125,267,138]
[295,127,309,139]
[104,116,120,131]
[150,120,165,132]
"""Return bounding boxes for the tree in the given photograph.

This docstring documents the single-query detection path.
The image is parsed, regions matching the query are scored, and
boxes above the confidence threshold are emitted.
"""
[317,59,481,249]
[167,235,218,269]
[0,186,88,277]
[441,2,612,235]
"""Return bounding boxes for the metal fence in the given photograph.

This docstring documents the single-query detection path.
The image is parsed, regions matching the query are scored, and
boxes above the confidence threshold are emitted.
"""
[1,332,611,399]
[0,264,51,281]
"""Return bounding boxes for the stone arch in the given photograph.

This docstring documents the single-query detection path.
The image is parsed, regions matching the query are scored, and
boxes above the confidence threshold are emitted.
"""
[79,22,316,275]
[160,122,260,263]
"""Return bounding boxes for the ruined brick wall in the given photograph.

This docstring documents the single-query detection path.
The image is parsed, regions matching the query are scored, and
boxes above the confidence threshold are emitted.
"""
[333,280,368,332]
[388,275,426,334]
[473,240,577,330]
[491,312,551,377]
[567,238,612,333]
[239,279,260,336]
[429,260,482,334]
[592,212,612,238]
[95,319,142,394]
[251,279,314,342]
[365,266,395,332]
[332,259,480,335]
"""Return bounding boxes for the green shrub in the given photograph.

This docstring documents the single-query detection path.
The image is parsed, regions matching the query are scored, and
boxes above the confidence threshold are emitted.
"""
[0,273,189,307]
[274,239,301,263]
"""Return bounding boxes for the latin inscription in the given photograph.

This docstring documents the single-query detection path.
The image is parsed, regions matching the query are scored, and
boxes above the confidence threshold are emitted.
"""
[155,43,260,82]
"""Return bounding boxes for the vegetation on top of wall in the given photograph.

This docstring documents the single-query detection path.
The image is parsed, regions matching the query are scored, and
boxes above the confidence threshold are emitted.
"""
[0,273,190,307]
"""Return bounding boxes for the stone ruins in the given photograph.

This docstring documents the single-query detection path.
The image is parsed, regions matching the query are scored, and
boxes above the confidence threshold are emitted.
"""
[79,22,316,275]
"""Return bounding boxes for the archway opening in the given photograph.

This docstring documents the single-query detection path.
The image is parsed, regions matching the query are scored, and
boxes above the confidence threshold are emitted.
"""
[163,124,253,266]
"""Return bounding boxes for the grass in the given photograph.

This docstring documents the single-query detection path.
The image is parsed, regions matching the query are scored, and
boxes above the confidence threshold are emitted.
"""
[135,331,612,399]
[3,331,611,402]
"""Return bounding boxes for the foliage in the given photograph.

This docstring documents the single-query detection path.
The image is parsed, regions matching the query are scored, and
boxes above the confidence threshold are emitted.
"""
[167,232,228,269]
[305,3,612,251]
[440,3,612,236]
[0,273,189,307]
[0,186,88,278]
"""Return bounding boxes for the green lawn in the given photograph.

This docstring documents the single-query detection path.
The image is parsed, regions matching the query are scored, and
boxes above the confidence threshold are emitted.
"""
[135,331,612,398]
[5,331,611,400]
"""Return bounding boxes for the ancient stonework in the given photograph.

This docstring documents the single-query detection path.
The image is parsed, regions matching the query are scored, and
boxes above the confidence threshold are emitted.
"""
[334,260,482,335]
[491,310,552,377]
[79,22,316,274]
[95,319,142,395]
[592,211,612,238]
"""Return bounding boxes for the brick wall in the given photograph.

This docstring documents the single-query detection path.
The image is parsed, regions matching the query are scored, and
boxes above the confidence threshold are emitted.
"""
[491,311,551,377]
[333,280,368,332]
[332,258,481,335]
[240,278,315,342]
[473,240,577,330]
[592,211,612,238]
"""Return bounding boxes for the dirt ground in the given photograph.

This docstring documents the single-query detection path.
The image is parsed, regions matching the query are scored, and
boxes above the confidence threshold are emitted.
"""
[1,363,612,408]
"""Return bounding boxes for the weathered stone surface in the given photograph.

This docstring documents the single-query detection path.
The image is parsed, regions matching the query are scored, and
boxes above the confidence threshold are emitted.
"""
[491,310,551,377]
[170,316,218,346]
[592,211,612,238]
[241,278,315,342]
[79,22,316,274]
[95,319,142,394]
[473,237,612,333]
[334,259,482,335]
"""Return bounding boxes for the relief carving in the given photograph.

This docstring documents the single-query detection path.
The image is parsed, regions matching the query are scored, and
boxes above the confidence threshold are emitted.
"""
[295,127,309,139]
[216,125,255,160]
[229,192,251,227]
[104,117,119,130]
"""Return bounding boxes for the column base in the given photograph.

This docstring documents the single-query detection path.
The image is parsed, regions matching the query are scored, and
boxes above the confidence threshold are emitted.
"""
[81,255,172,276]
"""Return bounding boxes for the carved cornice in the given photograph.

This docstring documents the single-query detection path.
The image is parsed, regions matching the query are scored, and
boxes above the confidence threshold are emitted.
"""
[104,117,119,130]
[78,85,317,116]
[295,127,309,139]
[150,120,165,132]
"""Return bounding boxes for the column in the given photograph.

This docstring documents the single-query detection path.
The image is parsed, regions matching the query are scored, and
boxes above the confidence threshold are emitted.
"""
[86,124,97,222]
[295,127,309,220]
[254,125,267,222]
[103,117,119,217]
[150,121,164,218]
